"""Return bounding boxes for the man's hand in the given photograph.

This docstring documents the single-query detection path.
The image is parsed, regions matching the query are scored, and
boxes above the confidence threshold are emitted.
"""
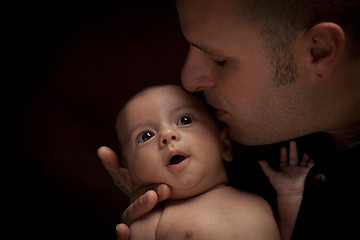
[97,146,134,196]
[259,141,315,196]
[122,184,171,225]
[114,187,170,240]
[97,146,171,239]
[115,224,130,240]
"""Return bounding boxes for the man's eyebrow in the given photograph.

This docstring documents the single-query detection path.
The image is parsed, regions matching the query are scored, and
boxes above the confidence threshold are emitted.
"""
[190,42,222,56]
[191,43,206,52]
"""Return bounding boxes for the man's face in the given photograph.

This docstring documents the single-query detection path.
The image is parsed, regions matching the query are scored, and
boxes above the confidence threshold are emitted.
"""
[176,0,312,145]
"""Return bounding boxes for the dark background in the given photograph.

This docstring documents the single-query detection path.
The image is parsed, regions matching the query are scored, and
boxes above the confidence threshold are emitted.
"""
[12,1,187,239]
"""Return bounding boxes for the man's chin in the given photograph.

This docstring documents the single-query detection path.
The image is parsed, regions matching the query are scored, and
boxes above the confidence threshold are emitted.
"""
[228,129,279,146]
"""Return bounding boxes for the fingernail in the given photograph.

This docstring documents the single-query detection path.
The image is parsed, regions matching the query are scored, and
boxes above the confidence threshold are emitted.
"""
[140,191,149,204]
[116,224,121,232]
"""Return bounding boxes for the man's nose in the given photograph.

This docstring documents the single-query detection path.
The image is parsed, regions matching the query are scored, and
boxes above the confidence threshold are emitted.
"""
[160,128,180,145]
[181,45,215,92]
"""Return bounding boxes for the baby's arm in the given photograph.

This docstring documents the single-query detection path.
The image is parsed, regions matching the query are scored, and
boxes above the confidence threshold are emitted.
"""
[259,141,314,240]
[128,204,163,240]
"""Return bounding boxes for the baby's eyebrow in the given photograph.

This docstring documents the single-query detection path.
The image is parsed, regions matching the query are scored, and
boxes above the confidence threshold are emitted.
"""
[127,121,157,140]
[170,106,198,116]
[127,124,143,138]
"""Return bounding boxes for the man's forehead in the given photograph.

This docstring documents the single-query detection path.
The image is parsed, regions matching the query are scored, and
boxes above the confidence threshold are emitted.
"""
[176,0,243,55]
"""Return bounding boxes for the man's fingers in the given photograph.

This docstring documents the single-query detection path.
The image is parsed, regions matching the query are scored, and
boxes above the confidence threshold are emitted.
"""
[97,146,133,196]
[129,183,171,203]
[122,190,158,226]
[97,146,121,170]
[155,183,171,202]
[116,224,130,240]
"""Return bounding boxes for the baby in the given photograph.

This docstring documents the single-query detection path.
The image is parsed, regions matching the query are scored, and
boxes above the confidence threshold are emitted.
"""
[112,84,312,240]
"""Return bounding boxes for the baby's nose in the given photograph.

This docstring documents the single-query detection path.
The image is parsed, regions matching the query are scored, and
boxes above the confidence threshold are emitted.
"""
[162,135,176,144]
[160,128,179,145]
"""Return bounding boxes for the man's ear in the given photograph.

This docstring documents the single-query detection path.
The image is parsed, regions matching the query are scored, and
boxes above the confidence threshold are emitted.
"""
[220,129,233,162]
[305,22,345,81]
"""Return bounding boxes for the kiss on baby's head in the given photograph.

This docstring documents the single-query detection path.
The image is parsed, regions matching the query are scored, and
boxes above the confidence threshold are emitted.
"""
[114,85,232,200]
[103,85,313,240]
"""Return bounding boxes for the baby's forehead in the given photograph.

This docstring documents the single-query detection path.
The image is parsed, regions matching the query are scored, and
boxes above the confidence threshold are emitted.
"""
[117,85,199,120]
[127,85,197,109]
[122,86,207,122]
[136,85,189,99]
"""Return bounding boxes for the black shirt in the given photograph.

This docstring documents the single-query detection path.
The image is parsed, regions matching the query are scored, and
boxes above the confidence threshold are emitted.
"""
[294,133,360,239]
[227,133,360,240]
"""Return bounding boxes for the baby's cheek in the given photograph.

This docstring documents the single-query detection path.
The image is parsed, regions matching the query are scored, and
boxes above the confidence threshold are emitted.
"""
[131,165,159,188]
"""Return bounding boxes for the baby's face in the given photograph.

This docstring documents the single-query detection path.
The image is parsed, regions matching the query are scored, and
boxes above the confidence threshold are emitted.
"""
[117,85,228,199]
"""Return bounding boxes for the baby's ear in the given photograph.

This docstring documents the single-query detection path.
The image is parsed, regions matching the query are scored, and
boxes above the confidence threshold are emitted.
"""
[220,129,233,162]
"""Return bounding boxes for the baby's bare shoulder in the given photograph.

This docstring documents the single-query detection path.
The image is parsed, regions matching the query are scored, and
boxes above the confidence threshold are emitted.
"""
[209,186,280,239]
[159,186,280,240]
[203,186,274,216]
[212,186,270,205]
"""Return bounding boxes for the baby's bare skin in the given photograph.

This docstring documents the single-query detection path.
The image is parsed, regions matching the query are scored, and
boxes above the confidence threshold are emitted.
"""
[130,186,280,240]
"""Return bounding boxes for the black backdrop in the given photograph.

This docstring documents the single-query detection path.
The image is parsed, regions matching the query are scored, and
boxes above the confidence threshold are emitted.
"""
[11,1,187,239]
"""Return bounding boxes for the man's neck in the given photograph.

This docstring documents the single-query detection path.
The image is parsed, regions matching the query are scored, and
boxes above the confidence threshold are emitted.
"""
[330,124,360,146]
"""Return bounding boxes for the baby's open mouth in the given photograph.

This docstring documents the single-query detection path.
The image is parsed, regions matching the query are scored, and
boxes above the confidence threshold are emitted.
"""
[169,155,187,165]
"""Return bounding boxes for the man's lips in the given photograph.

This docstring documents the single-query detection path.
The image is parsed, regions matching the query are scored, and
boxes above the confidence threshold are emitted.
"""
[213,108,227,118]
[206,100,227,118]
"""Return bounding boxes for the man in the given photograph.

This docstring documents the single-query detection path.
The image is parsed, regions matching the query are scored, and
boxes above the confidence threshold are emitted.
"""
[98,0,360,239]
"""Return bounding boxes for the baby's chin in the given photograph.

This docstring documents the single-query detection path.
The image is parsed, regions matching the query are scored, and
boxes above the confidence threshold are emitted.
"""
[167,191,198,201]
[167,182,226,201]
[165,183,205,201]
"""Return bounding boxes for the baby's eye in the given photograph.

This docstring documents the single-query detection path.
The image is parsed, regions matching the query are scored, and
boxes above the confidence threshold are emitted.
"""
[177,115,193,126]
[137,131,155,143]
